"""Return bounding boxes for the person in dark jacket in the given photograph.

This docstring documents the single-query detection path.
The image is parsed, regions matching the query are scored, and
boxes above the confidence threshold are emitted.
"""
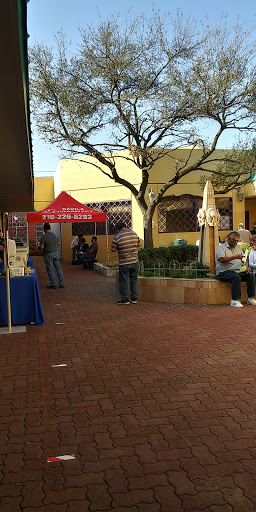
[77,238,89,264]
[81,236,98,269]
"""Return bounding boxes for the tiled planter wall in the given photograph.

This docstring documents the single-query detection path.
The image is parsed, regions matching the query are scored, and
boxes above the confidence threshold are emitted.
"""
[138,277,247,305]
[94,263,118,277]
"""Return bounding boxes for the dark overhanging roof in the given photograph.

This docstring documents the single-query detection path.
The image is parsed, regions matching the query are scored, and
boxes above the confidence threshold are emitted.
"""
[0,0,34,212]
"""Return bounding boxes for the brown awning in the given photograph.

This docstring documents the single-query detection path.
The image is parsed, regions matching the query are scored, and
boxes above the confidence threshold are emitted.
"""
[0,0,33,212]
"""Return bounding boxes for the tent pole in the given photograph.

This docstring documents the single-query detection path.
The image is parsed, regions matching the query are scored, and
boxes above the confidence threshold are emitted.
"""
[27,222,29,249]
[95,222,97,236]
[4,215,12,332]
[106,220,109,262]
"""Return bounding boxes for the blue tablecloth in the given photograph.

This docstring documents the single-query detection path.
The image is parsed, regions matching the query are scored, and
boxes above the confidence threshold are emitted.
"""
[0,271,44,326]
[27,256,34,268]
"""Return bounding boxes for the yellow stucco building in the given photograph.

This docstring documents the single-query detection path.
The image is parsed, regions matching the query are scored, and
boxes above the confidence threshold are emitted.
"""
[12,148,256,262]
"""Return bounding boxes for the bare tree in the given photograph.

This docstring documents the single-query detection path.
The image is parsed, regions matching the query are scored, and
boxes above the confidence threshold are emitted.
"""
[29,13,256,247]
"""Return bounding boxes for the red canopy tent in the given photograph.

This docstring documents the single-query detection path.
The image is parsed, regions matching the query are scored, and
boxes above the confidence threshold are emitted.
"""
[27,191,109,260]
[27,190,106,223]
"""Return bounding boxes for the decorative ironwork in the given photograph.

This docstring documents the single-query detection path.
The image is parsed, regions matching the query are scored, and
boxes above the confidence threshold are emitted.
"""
[169,260,181,270]
[72,200,132,236]
[158,196,202,233]
[154,261,165,277]
[139,259,214,278]
[9,212,43,244]
[36,224,44,241]
[158,196,233,233]
[8,212,27,242]
[215,197,233,231]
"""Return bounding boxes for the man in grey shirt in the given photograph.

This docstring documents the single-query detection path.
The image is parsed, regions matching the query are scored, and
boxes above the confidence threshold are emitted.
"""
[40,223,64,289]
[216,231,256,308]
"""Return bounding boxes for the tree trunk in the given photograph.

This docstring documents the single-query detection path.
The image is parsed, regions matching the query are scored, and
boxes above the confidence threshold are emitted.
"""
[143,215,154,248]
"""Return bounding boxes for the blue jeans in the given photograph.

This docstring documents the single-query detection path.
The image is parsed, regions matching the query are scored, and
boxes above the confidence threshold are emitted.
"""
[119,262,139,301]
[217,270,255,300]
[44,251,64,286]
[80,254,94,268]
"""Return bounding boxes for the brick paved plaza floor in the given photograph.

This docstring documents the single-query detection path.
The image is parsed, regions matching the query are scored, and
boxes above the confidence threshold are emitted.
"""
[1,257,256,511]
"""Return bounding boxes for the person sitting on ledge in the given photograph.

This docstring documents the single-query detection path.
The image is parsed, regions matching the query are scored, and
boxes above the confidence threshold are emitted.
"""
[216,231,256,308]
[81,236,98,269]
[77,237,89,264]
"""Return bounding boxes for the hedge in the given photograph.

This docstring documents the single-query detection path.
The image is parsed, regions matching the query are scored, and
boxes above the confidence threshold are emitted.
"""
[138,245,198,268]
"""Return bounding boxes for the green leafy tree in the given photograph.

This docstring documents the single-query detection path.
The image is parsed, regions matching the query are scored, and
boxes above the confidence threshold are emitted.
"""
[29,13,256,247]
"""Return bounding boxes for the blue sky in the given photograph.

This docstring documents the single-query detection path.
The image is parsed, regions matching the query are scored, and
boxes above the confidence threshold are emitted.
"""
[27,0,256,176]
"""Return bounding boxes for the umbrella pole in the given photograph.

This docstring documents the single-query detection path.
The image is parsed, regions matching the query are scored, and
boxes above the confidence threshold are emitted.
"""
[106,220,109,263]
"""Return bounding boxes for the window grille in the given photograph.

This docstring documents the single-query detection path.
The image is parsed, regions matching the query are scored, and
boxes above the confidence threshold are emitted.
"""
[9,212,44,244]
[158,196,233,233]
[9,212,27,242]
[72,200,132,236]
[36,224,44,241]
[215,197,233,231]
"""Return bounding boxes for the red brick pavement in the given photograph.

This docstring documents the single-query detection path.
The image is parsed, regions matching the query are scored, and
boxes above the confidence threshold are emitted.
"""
[1,257,256,511]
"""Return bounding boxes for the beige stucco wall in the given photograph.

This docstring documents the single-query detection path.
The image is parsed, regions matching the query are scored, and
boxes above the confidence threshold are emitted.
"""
[54,155,144,261]
[53,148,218,255]
[32,149,255,262]
[60,222,119,263]
[34,177,54,211]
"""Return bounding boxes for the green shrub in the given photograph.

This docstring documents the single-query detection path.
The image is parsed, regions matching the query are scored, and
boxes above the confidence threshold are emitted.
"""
[139,244,198,268]
[167,244,198,263]
[103,262,119,269]
[141,271,155,277]
[189,261,210,278]
[170,270,185,278]
[185,271,196,279]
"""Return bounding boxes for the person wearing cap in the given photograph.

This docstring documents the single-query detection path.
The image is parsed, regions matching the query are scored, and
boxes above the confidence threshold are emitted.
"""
[216,231,256,308]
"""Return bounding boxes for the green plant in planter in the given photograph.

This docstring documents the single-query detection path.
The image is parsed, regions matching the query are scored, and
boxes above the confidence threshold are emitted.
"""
[185,271,195,279]
[103,262,119,269]
[167,244,198,263]
[139,245,198,268]
[189,261,210,278]
[170,270,185,278]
